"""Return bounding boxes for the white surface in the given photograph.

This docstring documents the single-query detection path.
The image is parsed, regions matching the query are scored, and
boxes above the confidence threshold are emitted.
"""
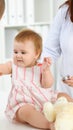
[0,91,39,130]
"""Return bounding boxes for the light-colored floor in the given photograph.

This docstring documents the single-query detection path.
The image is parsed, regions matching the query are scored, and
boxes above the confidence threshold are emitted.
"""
[0,91,40,130]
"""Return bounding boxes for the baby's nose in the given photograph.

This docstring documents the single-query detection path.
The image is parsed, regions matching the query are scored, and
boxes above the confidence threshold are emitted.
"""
[17,53,22,58]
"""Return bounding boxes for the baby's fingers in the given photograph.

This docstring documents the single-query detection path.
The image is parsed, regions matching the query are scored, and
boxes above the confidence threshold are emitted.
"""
[44,57,52,64]
[50,122,55,130]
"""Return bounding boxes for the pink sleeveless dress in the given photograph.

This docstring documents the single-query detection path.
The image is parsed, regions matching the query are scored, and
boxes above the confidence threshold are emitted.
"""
[5,63,57,120]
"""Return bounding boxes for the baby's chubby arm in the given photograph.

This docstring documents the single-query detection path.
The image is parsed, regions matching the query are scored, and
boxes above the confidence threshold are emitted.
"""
[41,57,54,88]
[0,61,12,75]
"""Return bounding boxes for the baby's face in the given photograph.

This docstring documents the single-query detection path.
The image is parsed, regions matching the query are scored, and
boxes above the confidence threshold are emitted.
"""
[13,40,39,68]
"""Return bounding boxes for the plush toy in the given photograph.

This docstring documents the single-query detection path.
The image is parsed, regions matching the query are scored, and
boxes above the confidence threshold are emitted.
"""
[43,97,73,130]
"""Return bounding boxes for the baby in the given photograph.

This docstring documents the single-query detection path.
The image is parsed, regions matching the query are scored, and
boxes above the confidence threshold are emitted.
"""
[0,29,56,129]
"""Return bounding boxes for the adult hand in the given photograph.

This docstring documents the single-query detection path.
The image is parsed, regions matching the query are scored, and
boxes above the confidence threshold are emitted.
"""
[63,76,73,87]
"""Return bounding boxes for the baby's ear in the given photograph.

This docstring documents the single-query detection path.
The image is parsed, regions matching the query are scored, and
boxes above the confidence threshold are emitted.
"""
[43,102,56,122]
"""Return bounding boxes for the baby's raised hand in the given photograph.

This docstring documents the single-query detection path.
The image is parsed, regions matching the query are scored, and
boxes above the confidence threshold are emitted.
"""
[42,57,52,71]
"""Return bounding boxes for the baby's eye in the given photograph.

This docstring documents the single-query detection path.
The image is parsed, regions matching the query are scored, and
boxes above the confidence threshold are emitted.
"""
[14,51,18,54]
[21,52,26,54]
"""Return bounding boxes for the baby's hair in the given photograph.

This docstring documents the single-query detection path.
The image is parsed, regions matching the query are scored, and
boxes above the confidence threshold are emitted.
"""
[0,0,5,19]
[15,29,42,59]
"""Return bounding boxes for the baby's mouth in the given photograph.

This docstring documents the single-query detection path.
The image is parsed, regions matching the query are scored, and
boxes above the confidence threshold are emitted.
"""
[17,60,23,62]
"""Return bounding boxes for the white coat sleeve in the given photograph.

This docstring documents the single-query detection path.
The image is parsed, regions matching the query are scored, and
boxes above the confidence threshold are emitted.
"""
[42,7,65,63]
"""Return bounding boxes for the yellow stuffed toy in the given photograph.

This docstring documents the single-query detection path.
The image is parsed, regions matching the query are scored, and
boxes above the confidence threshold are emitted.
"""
[43,97,73,130]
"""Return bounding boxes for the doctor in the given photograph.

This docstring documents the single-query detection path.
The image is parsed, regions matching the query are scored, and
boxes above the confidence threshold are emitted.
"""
[0,0,5,19]
[43,0,73,97]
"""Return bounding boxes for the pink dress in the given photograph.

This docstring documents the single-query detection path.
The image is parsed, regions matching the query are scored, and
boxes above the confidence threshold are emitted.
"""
[5,63,57,120]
